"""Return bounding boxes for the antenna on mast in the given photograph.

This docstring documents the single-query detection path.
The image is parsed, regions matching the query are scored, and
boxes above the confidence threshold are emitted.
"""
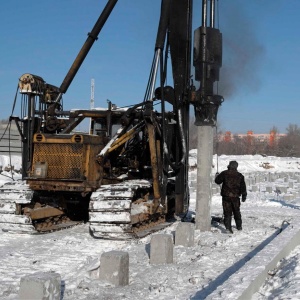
[89,78,95,134]
[90,78,95,109]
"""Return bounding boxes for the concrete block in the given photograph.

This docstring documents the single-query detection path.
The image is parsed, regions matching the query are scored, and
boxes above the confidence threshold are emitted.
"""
[289,173,295,179]
[251,185,258,192]
[265,186,272,193]
[283,194,294,200]
[190,180,197,188]
[150,234,173,264]
[189,173,196,181]
[175,222,195,247]
[19,272,61,300]
[276,186,287,193]
[189,187,196,193]
[99,251,129,286]
[289,182,294,188]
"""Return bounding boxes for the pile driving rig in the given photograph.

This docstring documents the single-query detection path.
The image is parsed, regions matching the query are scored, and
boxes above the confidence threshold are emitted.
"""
[0,0,223,239]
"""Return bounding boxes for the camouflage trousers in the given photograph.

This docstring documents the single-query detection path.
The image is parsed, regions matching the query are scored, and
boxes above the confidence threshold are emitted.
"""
[222,197,242,229]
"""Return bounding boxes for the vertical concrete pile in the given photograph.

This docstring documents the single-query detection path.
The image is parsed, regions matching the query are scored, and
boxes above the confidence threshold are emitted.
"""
[192,0,223,231]
[195,127,214,230]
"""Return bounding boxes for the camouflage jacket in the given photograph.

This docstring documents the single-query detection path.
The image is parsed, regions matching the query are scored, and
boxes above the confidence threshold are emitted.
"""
[215,169,247,198]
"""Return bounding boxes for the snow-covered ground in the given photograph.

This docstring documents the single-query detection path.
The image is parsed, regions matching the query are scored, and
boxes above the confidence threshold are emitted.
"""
[1,153,300,299]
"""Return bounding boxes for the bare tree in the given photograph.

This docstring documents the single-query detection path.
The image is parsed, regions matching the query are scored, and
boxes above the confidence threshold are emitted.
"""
[278,124,300,157]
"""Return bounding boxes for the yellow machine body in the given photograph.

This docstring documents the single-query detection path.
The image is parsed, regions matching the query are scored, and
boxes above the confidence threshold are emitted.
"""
[28,133,104,193]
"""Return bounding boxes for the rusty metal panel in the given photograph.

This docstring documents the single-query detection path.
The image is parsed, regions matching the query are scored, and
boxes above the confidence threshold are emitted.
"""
[26,207,64,220]
[32,143,83,179]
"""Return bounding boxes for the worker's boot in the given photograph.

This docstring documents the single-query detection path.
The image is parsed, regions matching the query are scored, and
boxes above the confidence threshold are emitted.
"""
[226,228,233,234]
[235,219,242,231]
[224,217,231,230]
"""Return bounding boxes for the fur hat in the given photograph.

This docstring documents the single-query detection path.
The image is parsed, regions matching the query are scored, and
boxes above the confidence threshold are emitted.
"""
[228,160,238,169]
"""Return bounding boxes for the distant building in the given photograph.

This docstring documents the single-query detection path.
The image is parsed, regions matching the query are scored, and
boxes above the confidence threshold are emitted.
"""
[218,131,286,146]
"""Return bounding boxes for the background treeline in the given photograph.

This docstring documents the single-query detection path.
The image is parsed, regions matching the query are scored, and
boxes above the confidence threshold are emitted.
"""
[2,117,300,157]
[189,122,300,158]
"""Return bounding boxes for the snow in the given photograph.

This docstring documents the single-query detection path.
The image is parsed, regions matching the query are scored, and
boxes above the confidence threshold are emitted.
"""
[1,153,300,299]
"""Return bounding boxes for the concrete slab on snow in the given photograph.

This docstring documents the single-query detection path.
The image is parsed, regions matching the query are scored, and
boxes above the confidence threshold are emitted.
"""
[206,222,300,300]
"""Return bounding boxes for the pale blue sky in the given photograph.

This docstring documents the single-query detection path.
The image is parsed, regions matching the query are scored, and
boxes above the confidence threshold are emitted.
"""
[1,0,299,134]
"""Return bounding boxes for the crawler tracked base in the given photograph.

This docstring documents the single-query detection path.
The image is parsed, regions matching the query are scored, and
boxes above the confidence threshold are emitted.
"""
[89,180,173,239]
[0,181,36,233]
[0,180,175,239]
[0,181,82,234]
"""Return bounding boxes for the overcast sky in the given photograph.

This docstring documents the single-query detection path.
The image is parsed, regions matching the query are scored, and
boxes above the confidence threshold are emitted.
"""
[1,0,299,134]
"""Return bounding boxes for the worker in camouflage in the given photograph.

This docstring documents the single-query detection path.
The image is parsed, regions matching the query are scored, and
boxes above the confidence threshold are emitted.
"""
[214,160,247,234]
